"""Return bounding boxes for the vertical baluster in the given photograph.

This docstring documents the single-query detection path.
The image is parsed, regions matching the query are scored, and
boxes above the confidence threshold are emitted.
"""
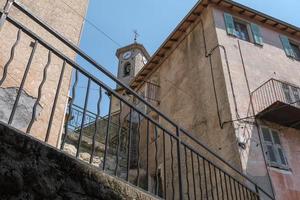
[203,159,209,199]
[237,182,242,200]
[154,125,159,195]
[241,184,246,200]
[0,29,21,85]
[45,59,66,142]
[191,151,196,200]
[162,131,167,199]
[176,127,184,200]
[224,173,229,200]
[184,146,190,200]
[244,188,249,200]
[90,86,102,164]
[75,78,91,158]
[227,175,234,200]
[218,170,224,199]
[208,162,215,200]
[126,108,132,181]
[246,188,251,200]
[146,119,150,191]
[103,92,112,170]
[9,40,38,125]
[27,50,51,133]
[170,136,175,200]
[234,180,239,200]
[255,185,260,200]
[228,176,234,199]
[114,100,122,176]
[197,156,203,199]
[136,113,141,186]
[213,166,219,200]
[231,177,237,200]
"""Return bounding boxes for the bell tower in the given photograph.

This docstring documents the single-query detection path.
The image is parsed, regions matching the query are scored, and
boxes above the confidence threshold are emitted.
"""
[116,43,150,88]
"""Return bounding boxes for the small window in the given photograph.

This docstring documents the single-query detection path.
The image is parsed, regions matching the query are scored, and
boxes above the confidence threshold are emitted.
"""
[123,62,131,77]
[280,35,300,60]
[261,127,288,170]
[234,20,250,42]
[290,42,300,60]
[224,13,263,45]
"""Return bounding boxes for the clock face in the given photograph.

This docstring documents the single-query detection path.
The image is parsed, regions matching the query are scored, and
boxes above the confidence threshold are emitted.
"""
[123,51,132,60]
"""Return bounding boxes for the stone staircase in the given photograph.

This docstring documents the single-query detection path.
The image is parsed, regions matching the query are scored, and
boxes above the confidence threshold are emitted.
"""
[0,121,157,200]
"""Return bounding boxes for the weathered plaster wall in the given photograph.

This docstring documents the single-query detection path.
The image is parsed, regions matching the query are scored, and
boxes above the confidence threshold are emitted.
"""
[136,6,242,199]
[213,5,300,199]
[0,122,156,200]
[0,0,88,146]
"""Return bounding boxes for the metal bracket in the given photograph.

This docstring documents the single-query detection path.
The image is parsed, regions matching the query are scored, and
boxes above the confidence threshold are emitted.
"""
[0,0,15,29]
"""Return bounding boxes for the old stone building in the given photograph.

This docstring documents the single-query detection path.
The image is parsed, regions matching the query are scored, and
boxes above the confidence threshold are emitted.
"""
[0,0,89,146]
[123,0,300,199]
[96,0,300,199]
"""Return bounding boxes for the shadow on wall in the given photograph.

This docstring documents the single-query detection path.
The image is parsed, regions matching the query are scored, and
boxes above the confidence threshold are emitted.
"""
[0,87,42,130]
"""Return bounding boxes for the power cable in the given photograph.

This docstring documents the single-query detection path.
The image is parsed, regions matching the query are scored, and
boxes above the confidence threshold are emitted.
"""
[60,0,122,47]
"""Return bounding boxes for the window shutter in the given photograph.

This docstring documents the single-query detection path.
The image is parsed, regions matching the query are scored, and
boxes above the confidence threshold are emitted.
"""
[280,35,294,58]
[250,23,263,45]
[271,131,281,145]
[266,145,277,163]
[262,127,272,142]
[277,147,287,166]
[224,13,235,36]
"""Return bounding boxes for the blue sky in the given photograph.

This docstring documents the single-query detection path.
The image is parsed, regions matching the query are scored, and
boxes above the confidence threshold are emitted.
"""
[73,0,300,115]
[79,0,300,76]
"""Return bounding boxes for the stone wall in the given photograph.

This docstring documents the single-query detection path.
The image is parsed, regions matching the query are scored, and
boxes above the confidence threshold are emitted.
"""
[0,122,156,200]
[135,6,242,199]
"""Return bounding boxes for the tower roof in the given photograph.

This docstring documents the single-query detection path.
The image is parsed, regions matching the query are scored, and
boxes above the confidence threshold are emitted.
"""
[116,43,151,59]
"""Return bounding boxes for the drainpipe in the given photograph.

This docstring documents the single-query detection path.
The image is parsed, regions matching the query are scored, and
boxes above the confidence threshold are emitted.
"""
[200,17,275,199]
[200,18,241,129]
[237,40,276,199]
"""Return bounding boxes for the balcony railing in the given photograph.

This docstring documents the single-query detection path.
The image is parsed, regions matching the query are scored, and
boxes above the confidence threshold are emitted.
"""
[0,1,274,199]
[251,78,300,129]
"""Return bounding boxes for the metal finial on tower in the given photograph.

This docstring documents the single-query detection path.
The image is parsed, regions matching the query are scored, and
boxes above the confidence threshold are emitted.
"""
[133,30,139,43]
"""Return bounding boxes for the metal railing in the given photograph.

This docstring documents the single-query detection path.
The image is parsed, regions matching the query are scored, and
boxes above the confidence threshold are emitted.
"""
[0,1,274,199]
[251,78,300,115]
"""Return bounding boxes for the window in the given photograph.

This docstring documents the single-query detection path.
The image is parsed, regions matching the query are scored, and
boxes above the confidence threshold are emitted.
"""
[123,62,131,77]
[234,20,250,42]
[280,35,300,60]
[290,42,300,60]
[224,13,263,45]
[261,127,288,169]
[281,82,300,107]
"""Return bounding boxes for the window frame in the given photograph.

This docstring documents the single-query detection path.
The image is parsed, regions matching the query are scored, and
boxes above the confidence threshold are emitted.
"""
[260,126,289,170]
[123,62,131,77]
[233,18,252,42]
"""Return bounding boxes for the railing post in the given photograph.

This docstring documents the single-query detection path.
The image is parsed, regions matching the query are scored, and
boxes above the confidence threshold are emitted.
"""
[176,126,184,200]
[255,185,260,200]
[271,79,278,102]
[0,0,14,30]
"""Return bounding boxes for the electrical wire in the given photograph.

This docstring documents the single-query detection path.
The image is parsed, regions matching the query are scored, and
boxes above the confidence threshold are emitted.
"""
[60,0,122,47]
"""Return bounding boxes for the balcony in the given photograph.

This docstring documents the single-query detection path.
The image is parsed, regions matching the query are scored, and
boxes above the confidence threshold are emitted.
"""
[251,78,300,129]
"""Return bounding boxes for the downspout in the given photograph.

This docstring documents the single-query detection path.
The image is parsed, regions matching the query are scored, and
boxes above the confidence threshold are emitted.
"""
[200,15,275,199]
[200,18,241,129]
[237,40,276,199]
